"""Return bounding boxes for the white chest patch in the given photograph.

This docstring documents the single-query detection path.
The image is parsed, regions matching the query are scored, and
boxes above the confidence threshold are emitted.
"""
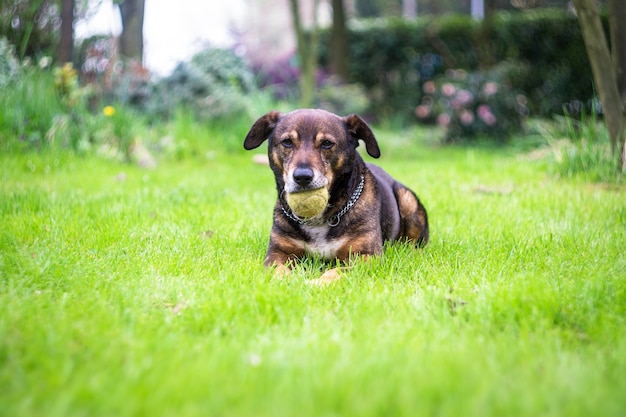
[299,224,346,259]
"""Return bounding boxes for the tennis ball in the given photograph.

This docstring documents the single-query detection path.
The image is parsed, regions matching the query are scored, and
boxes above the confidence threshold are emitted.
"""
[285,187,329,218]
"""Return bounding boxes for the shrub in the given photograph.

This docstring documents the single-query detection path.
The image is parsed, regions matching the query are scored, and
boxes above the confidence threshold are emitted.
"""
[546,112,623,183]
[315,76,370,116]
[0,62,149,158]
[414,62,529,143]
[489,9,597,117]
[253,55,301,101]
[146,48,258,121]
[0,37,20,88]
[0,68,66,151]
[317,9,600,122]
[0,0,59,60]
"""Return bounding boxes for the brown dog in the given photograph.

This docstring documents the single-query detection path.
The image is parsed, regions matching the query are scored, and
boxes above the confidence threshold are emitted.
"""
[244,109,428,282]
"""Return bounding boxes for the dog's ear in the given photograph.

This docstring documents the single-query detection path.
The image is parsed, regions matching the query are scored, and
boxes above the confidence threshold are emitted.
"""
[343,114,381,158]
[244,111,282,150]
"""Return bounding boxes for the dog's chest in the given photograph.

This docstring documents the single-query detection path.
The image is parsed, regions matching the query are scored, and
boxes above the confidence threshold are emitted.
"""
[300,225,346,259]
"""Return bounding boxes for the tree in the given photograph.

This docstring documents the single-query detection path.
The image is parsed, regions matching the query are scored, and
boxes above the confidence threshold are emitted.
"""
[608,0,626,107]
[330,0,349,81]
[288,0,320,107]
[573,0,626,170]
[117,0,145,61]
[58,0,75,63]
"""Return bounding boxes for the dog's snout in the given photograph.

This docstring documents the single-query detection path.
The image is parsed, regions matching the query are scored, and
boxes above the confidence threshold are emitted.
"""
[293,167,314,186]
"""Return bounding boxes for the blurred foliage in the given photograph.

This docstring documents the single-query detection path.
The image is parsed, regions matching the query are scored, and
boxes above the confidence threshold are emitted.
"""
[354,0,575,17]
[544,110,622,183]
[0,0,97,62]
[0,44,270,159]
[415,62,529,143]
[315,76,370,116]
[0,61,143,159]
[146,49,258,121]
[318,8,601,124]
[0,0,59,60]
[0,36,20,87]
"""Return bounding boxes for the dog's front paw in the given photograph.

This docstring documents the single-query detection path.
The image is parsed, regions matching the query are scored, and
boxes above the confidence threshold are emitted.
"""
[307,267,344,286]
[270,263,291,281]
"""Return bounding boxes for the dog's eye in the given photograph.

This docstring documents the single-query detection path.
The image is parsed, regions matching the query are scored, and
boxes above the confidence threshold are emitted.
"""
[321,140,335,150]
[281,138,294,148]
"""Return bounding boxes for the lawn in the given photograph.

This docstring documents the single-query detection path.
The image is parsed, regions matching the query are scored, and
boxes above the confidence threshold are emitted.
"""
[1,125,625,417]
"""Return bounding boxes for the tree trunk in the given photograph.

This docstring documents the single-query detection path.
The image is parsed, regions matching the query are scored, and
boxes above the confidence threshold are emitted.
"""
[118,0,145,61]
[573,0,626,170]
[58,0,74,63]
[330,0,349,81]
[607,0,626,106]
[289,0,319,107]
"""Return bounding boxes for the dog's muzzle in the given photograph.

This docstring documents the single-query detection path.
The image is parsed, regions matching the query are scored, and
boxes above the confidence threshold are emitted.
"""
[285,167,328,193]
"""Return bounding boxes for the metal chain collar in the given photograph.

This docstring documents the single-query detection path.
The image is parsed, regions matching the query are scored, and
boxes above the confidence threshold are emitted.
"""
[281,175,365,227]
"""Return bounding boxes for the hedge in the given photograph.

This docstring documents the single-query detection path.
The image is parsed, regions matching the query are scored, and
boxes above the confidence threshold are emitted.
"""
[318,8,605,120]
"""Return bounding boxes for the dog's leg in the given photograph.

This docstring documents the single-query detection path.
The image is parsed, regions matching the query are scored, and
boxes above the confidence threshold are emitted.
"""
[307,267,346,286]
[393,184,429,246]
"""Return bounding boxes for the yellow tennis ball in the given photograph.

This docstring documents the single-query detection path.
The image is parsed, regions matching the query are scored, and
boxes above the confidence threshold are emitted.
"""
[285,187,329,218]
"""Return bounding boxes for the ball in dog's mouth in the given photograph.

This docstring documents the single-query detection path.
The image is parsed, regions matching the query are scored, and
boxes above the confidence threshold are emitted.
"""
[285,187,329,218]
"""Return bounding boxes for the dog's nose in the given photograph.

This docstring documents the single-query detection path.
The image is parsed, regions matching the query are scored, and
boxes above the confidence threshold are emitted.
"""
[293,167,314,186]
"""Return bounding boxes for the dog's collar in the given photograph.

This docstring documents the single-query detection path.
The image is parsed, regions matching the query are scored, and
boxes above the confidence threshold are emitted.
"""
[281,175,365,227]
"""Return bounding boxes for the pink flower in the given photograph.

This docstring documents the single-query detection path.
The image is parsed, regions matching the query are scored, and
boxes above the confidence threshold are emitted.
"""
[482,112,497,126]
[477,105,496,126]
[482,82,498,96]
[441,83,456,97]
[456,89,473,106]
[415,105,431,119]
[477,104,491,117]
[437,113,451,127]
[423,80,436,95]
[459,110,475,126]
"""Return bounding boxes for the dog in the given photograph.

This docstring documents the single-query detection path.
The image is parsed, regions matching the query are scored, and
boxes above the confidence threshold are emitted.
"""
[244,109,429,283]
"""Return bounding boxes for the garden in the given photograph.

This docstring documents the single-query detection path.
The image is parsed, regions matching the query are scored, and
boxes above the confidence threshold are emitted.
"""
[1,6,626,417]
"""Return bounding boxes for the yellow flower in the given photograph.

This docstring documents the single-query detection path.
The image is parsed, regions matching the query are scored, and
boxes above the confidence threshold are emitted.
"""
[103,106,116,117]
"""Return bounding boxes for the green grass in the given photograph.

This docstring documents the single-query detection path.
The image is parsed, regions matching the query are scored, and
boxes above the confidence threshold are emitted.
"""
[1,126,625,417]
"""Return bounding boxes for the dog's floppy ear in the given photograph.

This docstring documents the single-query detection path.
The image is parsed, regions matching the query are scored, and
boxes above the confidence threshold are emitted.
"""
[244,111,282,150]
[343,114,381,158]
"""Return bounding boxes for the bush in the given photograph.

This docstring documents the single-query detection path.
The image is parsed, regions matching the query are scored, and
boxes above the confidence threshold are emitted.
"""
[415,62,529,143]
[315,76,370,116]
[546,112,623,183]
[489,10,597,117]
[0,63,150,159]
[0,37,20,88]
[0,0,59,60]
[0,68,66,151]
[318,9,600,122]
[147,48,258,121]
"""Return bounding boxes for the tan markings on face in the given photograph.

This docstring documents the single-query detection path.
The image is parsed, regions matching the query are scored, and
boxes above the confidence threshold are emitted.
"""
[313,132,338,186]
[287,130,299,141]
[271,151,282,170]
[273,130,296,184]
[315,132,334,143]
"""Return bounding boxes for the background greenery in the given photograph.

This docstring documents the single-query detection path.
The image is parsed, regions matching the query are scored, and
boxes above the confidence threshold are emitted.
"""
[1,3,625,415]
[318,9,602,121]
[1,120,625,416]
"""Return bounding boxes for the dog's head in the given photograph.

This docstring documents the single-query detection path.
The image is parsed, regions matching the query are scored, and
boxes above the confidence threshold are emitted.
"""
[244,109,380,193]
